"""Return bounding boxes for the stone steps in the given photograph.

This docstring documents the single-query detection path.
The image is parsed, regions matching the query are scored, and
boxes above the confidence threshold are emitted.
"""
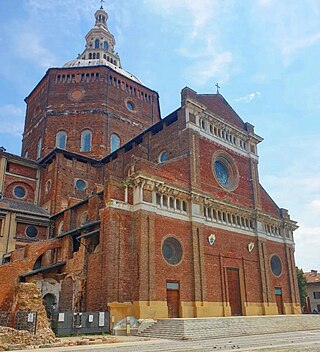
[138,315,320,340]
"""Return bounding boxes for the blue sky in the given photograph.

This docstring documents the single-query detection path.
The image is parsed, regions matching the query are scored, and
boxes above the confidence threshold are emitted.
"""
[1,0,320,272]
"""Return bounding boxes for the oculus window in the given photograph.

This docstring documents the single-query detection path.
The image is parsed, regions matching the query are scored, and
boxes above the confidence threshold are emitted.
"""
[127,101,135,111]
[14,186,26,199]
[26,225,38,238]
[162,237,183,265]
[213,153,239,191]
[75,179,87,191]
[214,160,229,186]
[270,255,282,277]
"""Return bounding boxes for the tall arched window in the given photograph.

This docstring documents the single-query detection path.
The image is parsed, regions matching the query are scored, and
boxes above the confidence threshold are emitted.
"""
[81,130,92,152]
[104,41,108,51]
[95,39,100,49]
[110,134,120,153]
[37,138,42,159]
[56,131,67,149]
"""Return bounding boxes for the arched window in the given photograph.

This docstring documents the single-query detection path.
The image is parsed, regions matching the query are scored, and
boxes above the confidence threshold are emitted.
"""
[80,211,88,226]
[81,130,92,152]
[56,131,67,149]
[159,151,167,163]
[104,41,108,51]
[110,134,120,153]
[37,138,42,159]
[95,39,100,49]
[57,221,64,236]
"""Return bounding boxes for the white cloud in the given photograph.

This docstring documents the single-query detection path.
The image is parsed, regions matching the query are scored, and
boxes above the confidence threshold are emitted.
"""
[282,32,320,56]
[252,73,267,83]
[295,226,320,271]
[257,0,273,6]
[252,0,320,62]
[26,0,96,20]
[0,105,24,136]
[144,0,235,85]
[235,91,261,103]
[187,52,233,85]
[306,199,320,214]
[144,0,219,38]
[259,132,320,272]
[15,32,56,69]
[262,171,320,271]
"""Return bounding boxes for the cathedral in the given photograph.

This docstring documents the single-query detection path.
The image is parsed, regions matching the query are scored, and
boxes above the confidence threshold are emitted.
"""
[0,5,300,323]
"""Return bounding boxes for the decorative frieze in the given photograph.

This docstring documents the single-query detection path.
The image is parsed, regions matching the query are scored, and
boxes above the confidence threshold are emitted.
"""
[129,174,295,243]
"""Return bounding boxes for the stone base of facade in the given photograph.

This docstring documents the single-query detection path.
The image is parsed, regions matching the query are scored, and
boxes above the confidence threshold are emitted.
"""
[284,303,302,314]
[108,301,301,323]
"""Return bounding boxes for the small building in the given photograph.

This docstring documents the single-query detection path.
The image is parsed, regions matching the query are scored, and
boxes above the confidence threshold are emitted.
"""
[304,270,320,313]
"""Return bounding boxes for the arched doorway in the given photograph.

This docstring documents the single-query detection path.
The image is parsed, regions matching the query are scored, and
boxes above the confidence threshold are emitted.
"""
[43,293,57,327]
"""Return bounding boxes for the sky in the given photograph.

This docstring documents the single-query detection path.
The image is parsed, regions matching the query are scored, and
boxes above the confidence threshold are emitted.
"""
[0,0,320,272]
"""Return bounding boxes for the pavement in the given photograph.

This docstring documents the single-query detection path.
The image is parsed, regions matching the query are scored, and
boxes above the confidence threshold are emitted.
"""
[13,330,320,352]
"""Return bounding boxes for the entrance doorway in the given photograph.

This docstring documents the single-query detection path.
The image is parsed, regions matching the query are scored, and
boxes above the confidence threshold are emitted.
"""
[166,282,180,318]
[275,288,284,314]
[227,268,242,316]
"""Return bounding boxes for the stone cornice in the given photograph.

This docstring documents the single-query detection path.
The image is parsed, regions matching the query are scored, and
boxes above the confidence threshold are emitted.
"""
[131,173,297,231]
[185,98,263,144]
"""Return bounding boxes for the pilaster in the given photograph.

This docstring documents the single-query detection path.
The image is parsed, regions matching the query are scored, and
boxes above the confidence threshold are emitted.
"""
[0,156,7,195]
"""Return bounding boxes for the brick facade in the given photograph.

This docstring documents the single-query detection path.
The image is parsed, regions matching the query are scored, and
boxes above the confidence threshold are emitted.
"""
[0,6,300,323]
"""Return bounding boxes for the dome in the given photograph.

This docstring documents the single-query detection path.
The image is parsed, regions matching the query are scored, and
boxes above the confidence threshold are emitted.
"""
[63,58,143,84]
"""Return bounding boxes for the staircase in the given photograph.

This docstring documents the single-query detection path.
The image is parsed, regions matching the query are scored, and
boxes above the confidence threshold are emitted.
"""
[138,315,320,340]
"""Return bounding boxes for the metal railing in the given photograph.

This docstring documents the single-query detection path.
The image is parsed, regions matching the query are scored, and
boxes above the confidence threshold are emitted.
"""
[0,311,37,334]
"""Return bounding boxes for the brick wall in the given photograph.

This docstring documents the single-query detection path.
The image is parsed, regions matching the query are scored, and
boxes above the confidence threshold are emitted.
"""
[22,66,160,161]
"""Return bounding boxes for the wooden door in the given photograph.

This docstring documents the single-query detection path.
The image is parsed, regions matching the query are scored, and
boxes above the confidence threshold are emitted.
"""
[167,282,180,318]
[275,288,284,315]
[227,268,242,316]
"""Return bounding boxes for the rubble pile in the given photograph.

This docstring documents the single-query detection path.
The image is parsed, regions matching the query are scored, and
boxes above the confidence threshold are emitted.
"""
[0,326,52,348]
[0,283,56,348]
[11,283,53,332]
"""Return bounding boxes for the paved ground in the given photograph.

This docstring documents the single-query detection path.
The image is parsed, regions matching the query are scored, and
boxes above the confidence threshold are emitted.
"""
[17,330,320,351]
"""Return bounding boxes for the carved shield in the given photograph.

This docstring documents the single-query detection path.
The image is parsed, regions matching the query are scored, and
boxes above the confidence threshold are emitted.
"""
[248,242,255,252]
[208,234,216,246]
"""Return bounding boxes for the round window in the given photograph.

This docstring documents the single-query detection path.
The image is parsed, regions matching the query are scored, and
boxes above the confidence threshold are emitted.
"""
[162,237,183,265]
[75,179,86,191]
[159,151,167,163]
[214,160,229,185]
[270,255,282,276]
[26,225,38,238]
[213,153,238,191]
[127,101,135,111]
[14,186,26,199]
